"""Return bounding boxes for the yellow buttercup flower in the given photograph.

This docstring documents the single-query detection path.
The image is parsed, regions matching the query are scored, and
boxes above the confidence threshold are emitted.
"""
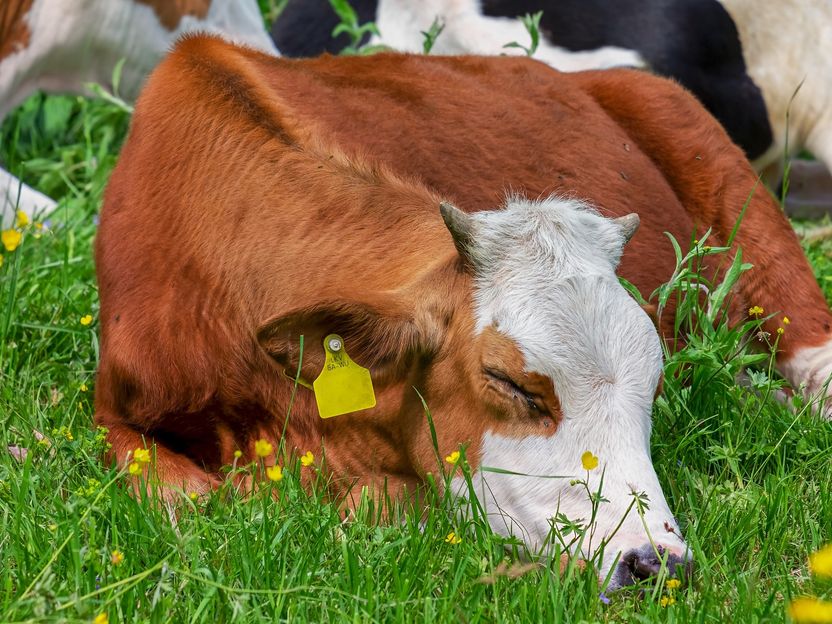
[810,543,832,578]
[80,314,93,326]
[581,451,599,471]
[110,550,124,565]
[15,210,29,228]
[300,451,315,467]
[133,448,151,464]
[128,461,142,476]
[445,532,462,545]
[189,492,199,501]
[254,439,273,458]
[777,327,785,335]
[666,578,681,590]
[93,614,108,624]
[783,316,791,325]
[660,596,676,607]
[748,305,764,317]
[233,449,242,459]
[266,465,284,482]
[789,597,832,623]
[2,229,21,252]
[445,450,460,465]
[80,383,88,392]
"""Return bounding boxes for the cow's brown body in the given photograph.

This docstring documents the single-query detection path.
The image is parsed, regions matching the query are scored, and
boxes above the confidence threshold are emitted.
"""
[96,37,832,582]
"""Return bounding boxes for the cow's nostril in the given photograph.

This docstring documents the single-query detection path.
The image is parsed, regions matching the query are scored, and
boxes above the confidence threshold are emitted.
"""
[608,543,693,590]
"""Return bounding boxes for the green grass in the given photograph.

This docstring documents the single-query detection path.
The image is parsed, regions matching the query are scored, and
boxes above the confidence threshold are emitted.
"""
[1,60,832,624]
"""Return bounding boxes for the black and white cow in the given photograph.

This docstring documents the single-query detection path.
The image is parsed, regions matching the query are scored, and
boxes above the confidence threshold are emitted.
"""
[272,0,832,208]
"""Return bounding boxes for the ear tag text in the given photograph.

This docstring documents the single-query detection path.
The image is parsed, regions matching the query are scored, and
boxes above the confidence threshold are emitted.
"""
[313,334,376,418]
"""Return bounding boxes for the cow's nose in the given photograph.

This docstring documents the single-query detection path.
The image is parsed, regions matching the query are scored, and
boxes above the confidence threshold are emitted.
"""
[608,543,693,590]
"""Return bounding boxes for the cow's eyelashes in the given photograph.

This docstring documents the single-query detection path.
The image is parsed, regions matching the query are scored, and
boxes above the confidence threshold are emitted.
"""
[483,368,547,414]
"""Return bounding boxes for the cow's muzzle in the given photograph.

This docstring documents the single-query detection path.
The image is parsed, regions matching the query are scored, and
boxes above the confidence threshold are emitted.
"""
[607,543,694,591]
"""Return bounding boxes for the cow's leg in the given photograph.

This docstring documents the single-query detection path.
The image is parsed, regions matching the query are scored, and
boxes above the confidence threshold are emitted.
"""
[0,167,56,228]
[577,69,832,417]
[97,413,220,500]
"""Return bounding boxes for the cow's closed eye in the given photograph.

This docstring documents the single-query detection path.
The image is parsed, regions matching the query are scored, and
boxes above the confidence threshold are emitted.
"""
[483,368,548,415]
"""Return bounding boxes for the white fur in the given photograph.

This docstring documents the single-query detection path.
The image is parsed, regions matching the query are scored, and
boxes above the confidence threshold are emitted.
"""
[0,168,54,227]
[456,197,688,577]
[373,0,644,71]
[717,0,832,174]
[0,0,278,225]
[780,339,832,420]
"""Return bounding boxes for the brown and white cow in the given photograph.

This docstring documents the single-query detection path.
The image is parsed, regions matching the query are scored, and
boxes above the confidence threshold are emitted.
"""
[0,0,277,226]
[95,37,832,589]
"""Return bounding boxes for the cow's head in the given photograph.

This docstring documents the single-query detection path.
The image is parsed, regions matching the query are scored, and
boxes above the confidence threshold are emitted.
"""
[258,196,690,589]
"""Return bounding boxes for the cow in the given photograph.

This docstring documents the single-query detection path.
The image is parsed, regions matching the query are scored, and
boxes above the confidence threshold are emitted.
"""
[0,0,278,227]
[95,37,832,590]
[272,0,832,211]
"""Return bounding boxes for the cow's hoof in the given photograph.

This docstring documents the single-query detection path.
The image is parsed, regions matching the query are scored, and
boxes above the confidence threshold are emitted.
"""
[607,543,693,591]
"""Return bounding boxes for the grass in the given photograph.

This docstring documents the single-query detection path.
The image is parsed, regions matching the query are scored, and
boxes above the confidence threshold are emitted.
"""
[1,33,832,624]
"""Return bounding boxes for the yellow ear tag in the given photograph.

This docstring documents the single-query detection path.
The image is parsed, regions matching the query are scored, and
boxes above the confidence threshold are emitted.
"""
[313,334,376,418]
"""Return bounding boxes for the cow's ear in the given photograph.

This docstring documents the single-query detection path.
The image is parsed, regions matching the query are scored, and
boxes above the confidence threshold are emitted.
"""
[256,299,442,386]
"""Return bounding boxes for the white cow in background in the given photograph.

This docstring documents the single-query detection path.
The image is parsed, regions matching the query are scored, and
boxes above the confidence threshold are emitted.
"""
[0,0,278,227]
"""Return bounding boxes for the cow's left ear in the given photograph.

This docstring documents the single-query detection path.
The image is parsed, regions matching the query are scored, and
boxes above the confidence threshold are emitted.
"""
[256,298,442,386]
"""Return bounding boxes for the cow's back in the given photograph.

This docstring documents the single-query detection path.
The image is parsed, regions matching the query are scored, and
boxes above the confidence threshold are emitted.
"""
[248,52,697,296]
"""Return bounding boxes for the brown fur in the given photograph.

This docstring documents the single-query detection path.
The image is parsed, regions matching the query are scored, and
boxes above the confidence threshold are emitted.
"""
[135,0,211,30]
[95,36,832,502]
[0,0,32,62]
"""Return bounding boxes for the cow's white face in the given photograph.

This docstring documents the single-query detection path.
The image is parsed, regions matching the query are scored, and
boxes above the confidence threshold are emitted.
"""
[445,197,690,588]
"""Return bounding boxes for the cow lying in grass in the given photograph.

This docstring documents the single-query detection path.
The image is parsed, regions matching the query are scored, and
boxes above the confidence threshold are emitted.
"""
[274,0,832,208]
[0,0,276,226]
[95,36,832,589]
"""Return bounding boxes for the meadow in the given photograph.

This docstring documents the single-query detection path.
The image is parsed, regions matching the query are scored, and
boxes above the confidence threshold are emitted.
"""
[1,5,831,623]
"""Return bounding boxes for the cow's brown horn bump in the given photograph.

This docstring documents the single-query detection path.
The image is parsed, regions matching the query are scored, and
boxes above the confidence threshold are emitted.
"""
[439,201,476,260]
[614,213,640,243]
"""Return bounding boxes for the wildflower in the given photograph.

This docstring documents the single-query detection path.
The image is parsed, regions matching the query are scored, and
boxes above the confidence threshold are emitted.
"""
[2,229,21,252]
[233,449,242,459]
[749,305,764,317]
[80,314,93,326]
[48,523,57,532]
[15,210,29,228]
[254,439,273,458]
[810,544,832,578]
[445,450,460,465]
[75,478,101,497]
[599,592,611,605]
[778,327,785,336]
[581,451,599,471]
[784,316,791,325]
[128,461,142,476]
[445,531,462,544]
[189,492,199,501]
[133,448,151,464]
[80,383,88,392]
[301,451,315,467]
[666,578,682,590]
[266,465,283,482]
[93,614,108,624]
[660,596,676,607]
[110,550,124,566]
[789,597,832,623]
